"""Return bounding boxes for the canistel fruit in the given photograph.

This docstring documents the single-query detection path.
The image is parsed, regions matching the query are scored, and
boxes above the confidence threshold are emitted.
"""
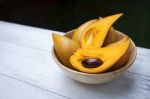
[72,19,97,45]
[70,36,130,73]
[52,33,80,68]
[52,13,131,74]
[80,13,123,48]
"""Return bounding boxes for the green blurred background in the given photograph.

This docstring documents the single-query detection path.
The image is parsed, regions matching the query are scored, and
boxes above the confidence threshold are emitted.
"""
[0,0,150,48]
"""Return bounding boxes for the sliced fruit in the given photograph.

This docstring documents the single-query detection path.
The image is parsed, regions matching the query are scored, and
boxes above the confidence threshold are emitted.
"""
[106,36,129,47]
[72,19,97,44]
[102,28,117,46]
[80,13,123,48]
[107,51,128,72]
[52,33,80,67]
[70,36,130,73]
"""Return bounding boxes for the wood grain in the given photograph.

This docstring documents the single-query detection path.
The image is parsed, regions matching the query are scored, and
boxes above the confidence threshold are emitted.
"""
[0,74,68,99]
[0,21,150,99]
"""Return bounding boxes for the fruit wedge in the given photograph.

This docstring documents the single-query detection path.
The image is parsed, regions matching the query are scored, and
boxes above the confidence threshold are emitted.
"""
[70,36,130,73]
[80,13,123,48]
[52,33,80,67]
[72,19,97,44]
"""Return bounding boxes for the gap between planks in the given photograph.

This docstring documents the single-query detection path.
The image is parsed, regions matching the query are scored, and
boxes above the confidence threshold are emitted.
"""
[0,72,71,99]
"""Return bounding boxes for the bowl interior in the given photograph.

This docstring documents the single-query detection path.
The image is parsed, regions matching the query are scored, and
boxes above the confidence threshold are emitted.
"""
[53,30,137,75]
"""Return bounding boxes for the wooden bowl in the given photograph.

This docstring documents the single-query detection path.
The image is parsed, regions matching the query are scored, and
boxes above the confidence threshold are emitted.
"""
[52,30,137,84]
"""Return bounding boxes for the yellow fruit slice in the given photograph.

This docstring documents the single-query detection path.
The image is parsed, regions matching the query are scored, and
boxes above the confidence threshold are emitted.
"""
[70,36,130,73]
[80,13,123,48]
[72,19,97,44]
[52,33,80,67]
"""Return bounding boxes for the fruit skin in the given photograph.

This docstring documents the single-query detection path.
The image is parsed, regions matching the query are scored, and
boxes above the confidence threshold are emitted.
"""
[80,13,123,48]
[70,36,130,73]
[72,19,97,44]
[52,33,80,68]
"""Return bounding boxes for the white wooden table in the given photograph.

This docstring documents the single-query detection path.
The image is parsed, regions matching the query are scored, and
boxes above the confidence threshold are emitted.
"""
[0,21,150,99]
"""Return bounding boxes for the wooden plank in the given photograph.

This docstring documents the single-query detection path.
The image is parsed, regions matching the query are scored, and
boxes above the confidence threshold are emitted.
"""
[0,21,150,99]
[138,47,150,57]
[127,47,150,77]
[0,21,54,52]
[0,74,69,99]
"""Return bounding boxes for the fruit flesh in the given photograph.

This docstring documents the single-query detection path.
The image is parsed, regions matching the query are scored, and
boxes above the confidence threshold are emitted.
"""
[72,19,97,45]
[52,33,80,67]
[80,14,123,48]
[70,36,130,73]
[52,13,130,74]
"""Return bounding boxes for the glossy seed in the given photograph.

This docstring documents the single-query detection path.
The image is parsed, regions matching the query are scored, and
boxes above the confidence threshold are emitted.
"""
[82,58,103,68]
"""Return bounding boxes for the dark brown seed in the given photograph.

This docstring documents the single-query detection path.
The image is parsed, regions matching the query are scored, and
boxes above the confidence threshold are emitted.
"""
[81,58,103,68]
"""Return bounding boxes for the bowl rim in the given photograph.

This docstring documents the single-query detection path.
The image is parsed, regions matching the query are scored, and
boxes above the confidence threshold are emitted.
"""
[52,30,137,76]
